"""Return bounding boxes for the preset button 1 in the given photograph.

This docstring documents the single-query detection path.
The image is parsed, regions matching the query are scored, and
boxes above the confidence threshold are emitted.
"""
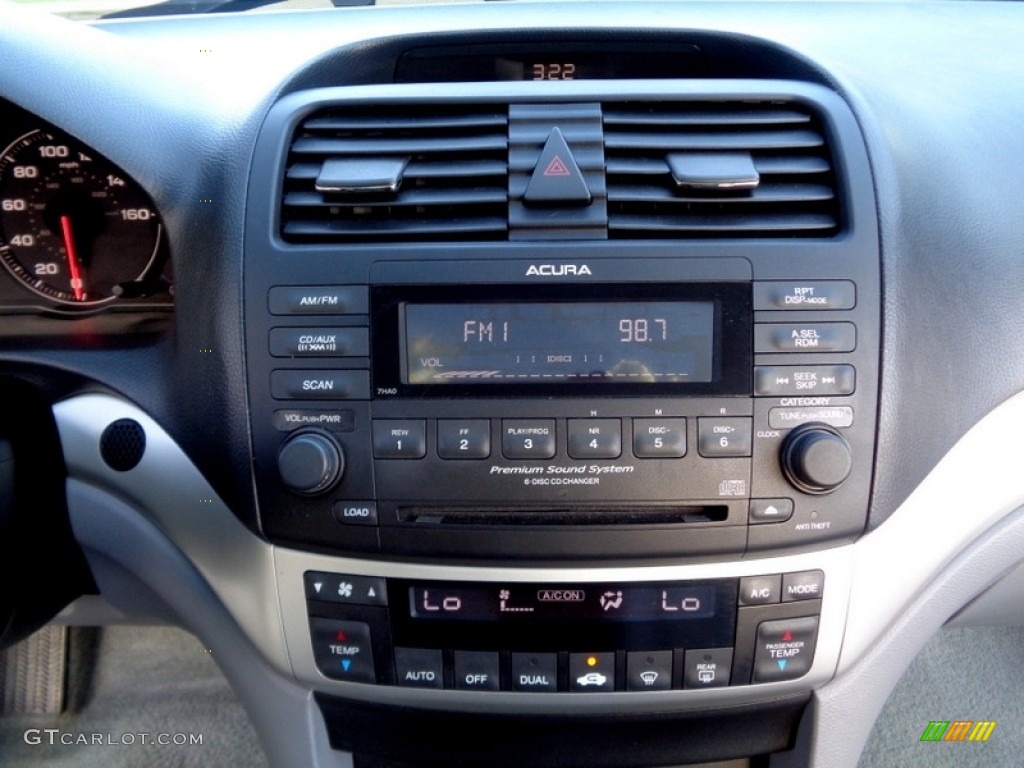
[372,420,427,459]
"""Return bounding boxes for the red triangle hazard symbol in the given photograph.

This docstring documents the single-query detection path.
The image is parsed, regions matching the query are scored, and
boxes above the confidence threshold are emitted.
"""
[781,630,793,642]
[544,156,572,177]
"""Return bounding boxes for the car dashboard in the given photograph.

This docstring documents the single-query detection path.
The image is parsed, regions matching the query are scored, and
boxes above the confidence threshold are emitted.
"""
[2,1,1024,766]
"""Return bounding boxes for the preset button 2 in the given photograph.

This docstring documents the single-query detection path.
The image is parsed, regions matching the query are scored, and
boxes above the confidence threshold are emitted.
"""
[437,420,491,459]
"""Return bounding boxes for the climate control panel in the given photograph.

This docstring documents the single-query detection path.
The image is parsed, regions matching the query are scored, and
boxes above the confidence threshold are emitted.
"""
[304,570,824,692]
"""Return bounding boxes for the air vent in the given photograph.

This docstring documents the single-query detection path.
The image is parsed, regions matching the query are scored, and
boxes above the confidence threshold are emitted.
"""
[281,105,509,243]
[603,103,840,238]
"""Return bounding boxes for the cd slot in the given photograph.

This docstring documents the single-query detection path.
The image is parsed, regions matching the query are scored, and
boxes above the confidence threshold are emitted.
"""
[397,505,730,526]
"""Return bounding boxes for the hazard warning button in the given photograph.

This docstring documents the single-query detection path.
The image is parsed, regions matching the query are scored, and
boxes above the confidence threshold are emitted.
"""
[523,127,592,206]
[752,615,819,683]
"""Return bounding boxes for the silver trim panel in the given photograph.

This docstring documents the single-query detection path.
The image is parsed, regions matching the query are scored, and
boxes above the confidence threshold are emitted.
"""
[52,391,1024,719]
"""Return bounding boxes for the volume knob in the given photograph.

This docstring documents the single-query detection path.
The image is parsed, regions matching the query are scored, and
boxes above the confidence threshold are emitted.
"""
[780,423,851,495]
[277,430,344,496]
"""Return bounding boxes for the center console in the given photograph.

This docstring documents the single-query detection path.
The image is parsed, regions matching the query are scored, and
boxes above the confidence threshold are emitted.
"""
[243,71,879,765]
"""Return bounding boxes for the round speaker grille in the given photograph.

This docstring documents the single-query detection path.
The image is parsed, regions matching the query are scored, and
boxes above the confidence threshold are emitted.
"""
[99,419,146,472]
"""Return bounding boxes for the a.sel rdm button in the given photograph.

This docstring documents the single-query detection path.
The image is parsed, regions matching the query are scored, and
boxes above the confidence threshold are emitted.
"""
[754,323,856,354]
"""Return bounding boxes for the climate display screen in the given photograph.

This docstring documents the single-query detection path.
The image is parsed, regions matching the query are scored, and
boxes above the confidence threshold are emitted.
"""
[402,301,716,386]
[407,582,717,623]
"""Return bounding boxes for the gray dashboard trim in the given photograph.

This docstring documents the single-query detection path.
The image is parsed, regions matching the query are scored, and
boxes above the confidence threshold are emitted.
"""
[53,394,291,673]
[65,479,352,768]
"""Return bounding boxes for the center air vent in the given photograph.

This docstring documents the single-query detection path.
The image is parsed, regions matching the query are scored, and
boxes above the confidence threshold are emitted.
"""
[279,100,842,244]
[603,103,840,238]
[281,105,509,243]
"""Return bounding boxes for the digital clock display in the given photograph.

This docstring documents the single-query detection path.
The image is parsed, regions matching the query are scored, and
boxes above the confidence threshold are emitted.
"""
[402,301,716,385]
[526,62,577,80]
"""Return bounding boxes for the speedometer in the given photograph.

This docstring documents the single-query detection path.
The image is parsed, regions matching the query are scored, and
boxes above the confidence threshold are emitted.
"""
[0,129,163,307]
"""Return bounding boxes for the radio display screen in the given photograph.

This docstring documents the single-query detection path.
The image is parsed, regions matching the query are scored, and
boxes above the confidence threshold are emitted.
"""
[402,301,716,386]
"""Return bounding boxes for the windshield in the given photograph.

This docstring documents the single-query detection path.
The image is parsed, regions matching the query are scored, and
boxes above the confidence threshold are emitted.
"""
[8,0,466,22]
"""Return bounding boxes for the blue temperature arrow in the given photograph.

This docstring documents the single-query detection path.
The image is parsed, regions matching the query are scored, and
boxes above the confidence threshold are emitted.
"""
[341,659,352,672]
[777,660,788,671]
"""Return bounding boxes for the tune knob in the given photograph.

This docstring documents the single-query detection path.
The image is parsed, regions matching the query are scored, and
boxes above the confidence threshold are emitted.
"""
[780,423,851,495]
[277,430,344,495]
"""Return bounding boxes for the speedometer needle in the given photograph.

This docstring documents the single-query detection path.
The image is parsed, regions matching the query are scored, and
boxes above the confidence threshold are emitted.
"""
[60,214,86,301]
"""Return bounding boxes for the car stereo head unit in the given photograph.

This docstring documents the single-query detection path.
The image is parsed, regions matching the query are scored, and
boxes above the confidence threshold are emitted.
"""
[245,253,877,564]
